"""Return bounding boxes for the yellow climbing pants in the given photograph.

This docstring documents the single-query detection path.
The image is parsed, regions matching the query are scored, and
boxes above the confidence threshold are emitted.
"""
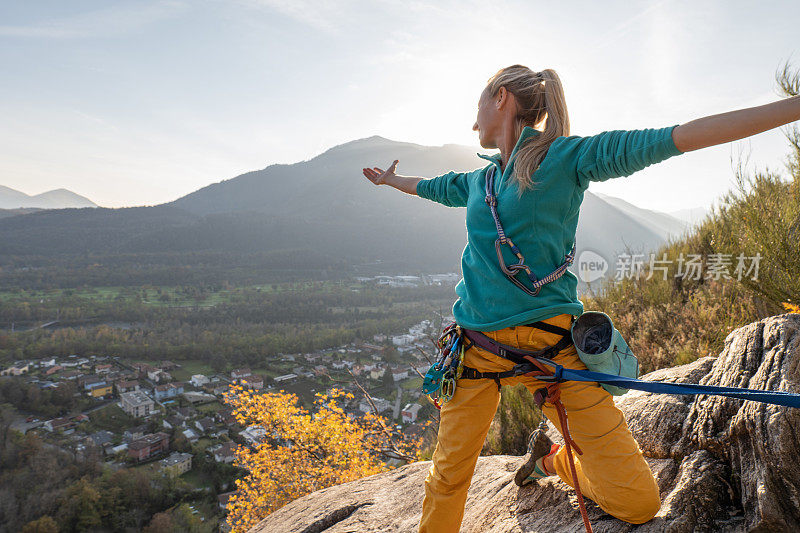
[419,313,660,533]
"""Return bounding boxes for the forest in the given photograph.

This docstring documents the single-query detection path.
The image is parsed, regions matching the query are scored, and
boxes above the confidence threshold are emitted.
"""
[0,281,455,368]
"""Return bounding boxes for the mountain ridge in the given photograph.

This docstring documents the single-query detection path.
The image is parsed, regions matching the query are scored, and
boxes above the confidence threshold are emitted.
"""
[0,136,697,281]
[0,184,97,209]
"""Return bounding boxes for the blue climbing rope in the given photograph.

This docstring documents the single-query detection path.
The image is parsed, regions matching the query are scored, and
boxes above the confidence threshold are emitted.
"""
[530,357,800,408]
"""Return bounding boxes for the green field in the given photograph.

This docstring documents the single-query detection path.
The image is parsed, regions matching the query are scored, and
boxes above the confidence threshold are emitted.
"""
[170,360,216,381]
[0,280,348,307]
[197,401,224,414]
[401,377,424,390]
[88,403,137,433]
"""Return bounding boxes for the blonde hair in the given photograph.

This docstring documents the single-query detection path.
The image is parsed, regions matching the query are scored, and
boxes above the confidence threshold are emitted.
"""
[485,65,570,194]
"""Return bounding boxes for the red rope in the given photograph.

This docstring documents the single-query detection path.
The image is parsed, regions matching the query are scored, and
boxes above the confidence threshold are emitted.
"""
[549,384,593,533]
[523,356,593,533]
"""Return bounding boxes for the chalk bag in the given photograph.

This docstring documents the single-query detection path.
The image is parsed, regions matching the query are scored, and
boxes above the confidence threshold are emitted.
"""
[571,311,639,396]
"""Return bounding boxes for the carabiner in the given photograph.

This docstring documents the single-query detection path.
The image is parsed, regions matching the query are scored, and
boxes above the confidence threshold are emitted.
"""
[439,371,456,403]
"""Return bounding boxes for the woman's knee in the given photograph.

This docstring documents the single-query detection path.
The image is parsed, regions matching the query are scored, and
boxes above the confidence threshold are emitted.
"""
[614,484,661,524]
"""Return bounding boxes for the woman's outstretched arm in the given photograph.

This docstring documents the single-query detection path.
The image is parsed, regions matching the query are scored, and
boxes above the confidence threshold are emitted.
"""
[363,160,422,195]
[363,160,472,207]
[672,95,800,152]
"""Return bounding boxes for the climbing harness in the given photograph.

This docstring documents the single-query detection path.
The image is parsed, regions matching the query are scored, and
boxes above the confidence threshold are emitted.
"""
[485,165,576,297]
[458,319,575,388]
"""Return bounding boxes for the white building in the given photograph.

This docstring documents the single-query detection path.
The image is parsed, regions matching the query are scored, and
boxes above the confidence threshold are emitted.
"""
[392,334,415,346]
[182,428,199,442]
[190,374,210,387]
[359,398,392,414]
[409,320,431,337]
[231,368,252,380]
[274,373,297,383]
[402,403,422,423]
[0,363,29,376]
[120,391,155,418]
[392,369,409,382]
[426,273,460,285]
[160,452,192,477]
[211,442,236,464]
[109,443,128,455]
[375,275,420,288]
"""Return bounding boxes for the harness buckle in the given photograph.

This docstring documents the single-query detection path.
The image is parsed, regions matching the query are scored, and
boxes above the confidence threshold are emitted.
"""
[511,363,536,376]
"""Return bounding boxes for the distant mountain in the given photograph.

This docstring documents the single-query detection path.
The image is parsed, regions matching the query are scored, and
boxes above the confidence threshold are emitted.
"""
[594,192,695,241]
[667,206,711,227]
[0,185,97,209]
[166,135,481,218]
[0,136,701,279]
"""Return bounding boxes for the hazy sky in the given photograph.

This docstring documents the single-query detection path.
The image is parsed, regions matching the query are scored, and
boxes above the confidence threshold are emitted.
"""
[1,0,798,211]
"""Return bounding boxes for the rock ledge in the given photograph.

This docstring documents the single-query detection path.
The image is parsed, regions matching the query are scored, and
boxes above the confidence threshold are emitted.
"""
[250,314,800,532]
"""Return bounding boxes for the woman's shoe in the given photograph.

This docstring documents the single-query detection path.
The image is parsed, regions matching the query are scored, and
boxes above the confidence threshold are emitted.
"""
[514,429,559,486]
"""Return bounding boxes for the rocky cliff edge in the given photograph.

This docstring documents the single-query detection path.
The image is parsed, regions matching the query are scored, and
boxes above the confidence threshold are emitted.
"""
[250,314,800,532]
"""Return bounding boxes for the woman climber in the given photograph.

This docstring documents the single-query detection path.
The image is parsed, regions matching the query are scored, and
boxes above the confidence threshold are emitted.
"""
[362,64,800,533]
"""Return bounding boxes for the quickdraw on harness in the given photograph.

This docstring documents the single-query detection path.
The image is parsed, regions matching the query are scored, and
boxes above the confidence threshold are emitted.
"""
[422,322,473,410]
[484,165,576,297]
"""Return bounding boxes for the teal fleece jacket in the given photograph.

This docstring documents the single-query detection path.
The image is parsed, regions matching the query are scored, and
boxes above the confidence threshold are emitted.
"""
[416,125,684,331]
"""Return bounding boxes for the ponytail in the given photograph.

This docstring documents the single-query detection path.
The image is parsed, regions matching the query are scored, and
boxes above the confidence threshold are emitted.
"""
[485,65,570,194]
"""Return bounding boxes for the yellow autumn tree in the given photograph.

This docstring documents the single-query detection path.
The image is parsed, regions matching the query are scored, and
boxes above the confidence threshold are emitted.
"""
[783,302,800,313]
[221,385,424,532]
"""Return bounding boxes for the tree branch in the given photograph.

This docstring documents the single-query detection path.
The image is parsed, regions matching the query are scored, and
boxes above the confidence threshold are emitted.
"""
[348,369,416,462]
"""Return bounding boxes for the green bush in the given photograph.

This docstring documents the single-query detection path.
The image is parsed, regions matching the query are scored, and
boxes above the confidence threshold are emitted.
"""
[482,384,542,456]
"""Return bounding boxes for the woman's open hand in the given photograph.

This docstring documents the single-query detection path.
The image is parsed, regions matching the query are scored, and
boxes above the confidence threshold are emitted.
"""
[363,160,399,186]
[362,160,423,196]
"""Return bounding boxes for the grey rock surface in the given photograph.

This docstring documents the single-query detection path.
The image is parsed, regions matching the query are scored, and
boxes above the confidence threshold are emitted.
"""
[249,314,800,532]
